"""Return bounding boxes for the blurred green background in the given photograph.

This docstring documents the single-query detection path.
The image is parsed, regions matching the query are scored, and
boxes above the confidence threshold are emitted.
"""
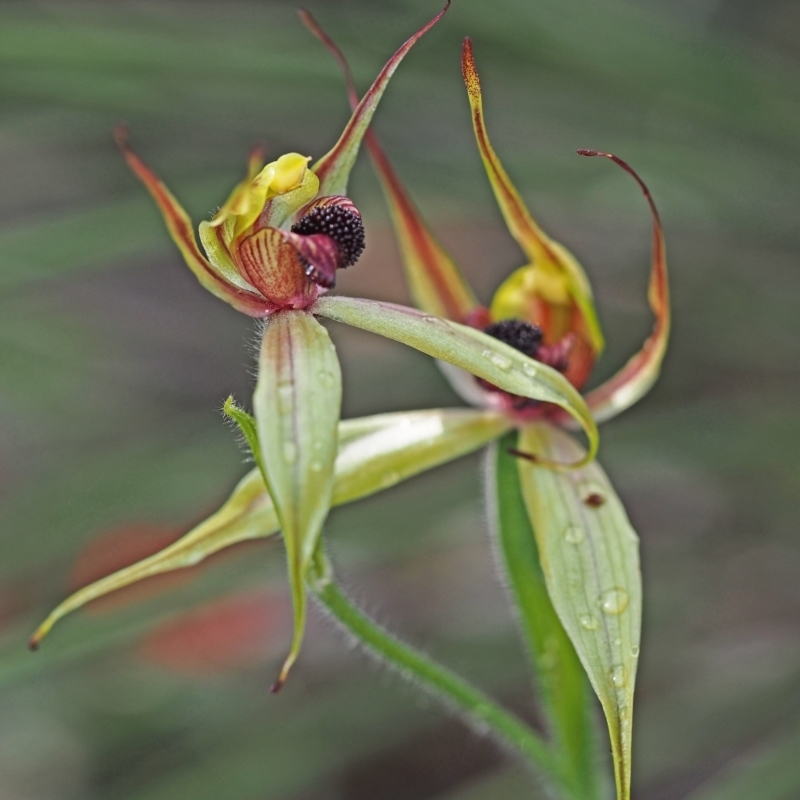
[1,0,799,798]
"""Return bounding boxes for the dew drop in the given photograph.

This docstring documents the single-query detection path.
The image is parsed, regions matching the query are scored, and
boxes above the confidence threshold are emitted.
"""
[312,439,324,452]
[282,441,297,464]
[310,459,324,473]
[482,349,512,370]
[562,524,585,545]
[277,382,293,414]
[610,664,628,689]
[380,470,400,488]
[522,361,538,377]
[317,370,337,388]
[630,644,640,658]
[599,588,629,615]
[579,614,600,631]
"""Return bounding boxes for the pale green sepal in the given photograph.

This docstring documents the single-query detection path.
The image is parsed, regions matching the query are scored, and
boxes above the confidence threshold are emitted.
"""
[334,408,510,503]
[29,469,278,650]
[30,409,505,648]
[491,433,602,800]
[254,310,342,689]
[313,295,599,469]
[516,422,641,800]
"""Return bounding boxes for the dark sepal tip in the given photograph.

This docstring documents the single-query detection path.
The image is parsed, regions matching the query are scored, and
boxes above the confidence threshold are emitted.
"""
[507,448,538,463]
[270,675,285,694]
[577,149,598,157]
[28,638,40,652]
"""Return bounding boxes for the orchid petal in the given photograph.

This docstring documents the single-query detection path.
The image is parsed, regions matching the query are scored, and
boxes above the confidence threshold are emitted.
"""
[114,127,271,317]
[516,422,642,800]
[301,9,477,321]
[311,2,450,198]
[254,310,342,690]
[236,227,316,309]
[313,295,599,469]
[578,151,670,424]
[30,408,507,649]
[461,40,604,354]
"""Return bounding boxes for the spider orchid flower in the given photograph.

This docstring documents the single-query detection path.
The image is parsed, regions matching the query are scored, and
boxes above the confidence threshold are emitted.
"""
[30,4,601,694]
[297,21,670,800]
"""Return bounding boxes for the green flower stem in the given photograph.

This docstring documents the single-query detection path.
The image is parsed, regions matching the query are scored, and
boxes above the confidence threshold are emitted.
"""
[309,557,566,794]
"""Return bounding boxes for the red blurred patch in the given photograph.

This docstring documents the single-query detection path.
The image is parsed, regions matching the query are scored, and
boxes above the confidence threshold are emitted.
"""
[70,524,189,614]
[139,589,290,675]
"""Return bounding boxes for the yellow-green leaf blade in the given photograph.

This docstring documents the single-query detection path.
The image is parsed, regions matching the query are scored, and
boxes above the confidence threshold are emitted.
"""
[255,310,342,689]
[314,295,598,469]
[516,422,642,800]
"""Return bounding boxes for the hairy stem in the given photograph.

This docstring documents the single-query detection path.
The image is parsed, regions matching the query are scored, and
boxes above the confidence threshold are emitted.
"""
[309,556,567,795]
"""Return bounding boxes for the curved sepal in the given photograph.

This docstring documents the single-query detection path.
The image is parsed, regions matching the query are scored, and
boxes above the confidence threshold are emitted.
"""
[311,2,450,198]
[301,9,477,322]
[114,127,271,317]
[313,295,599,469]
[30,409,507,649]
[578,151,670,423]
[29,469,278,650]
[461,40,604,356]
[255,310,342,690]
[516,422,642,800]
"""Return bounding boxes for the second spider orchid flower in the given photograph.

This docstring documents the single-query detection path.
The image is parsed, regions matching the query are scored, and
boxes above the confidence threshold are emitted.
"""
[30,4,600,693]
[299,21,670,800]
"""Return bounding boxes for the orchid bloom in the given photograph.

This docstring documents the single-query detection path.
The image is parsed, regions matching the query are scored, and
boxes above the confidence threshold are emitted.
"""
[30,4,602,694]
[297,21,670,799]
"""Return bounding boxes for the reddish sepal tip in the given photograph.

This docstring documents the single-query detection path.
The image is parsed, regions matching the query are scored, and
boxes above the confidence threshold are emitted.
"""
[270,674,286,694]
[28,637,40,652]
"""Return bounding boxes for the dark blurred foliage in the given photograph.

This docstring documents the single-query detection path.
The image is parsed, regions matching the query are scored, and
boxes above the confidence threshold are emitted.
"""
[0,1,798,798]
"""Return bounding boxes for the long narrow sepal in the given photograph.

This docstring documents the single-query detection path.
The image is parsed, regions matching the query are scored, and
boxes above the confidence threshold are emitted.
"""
[114,127,272,317]
[461,40,604,355]
[30,409,507,649]
[490,435,602,800]
[29,469,277,650]
[314,295,599,469]
[516,422,642,800]
[577,151,670,423]
[301,9,478,322]
[311,2,450,198]
[254,311,342,690]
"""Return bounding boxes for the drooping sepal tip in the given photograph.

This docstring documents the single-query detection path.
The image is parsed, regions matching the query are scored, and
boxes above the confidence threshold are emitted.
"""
[574,149,670,423]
